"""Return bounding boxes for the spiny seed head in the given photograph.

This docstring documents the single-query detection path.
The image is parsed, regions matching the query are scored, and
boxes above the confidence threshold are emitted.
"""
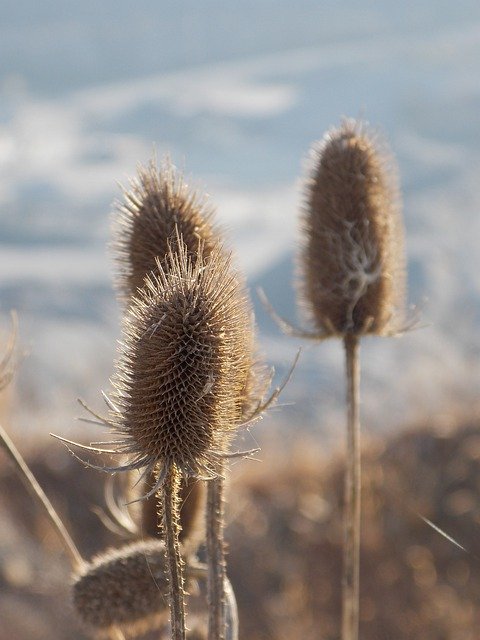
[109,239,254,480]
[299,119,405,336]
[72,539,170,638]
[112,158,219,303]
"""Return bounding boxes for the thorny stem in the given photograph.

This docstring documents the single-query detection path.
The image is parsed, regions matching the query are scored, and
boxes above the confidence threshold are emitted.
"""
[0,422,84,570]
[207,471,227,640]
[162,463,186,640]
[342,335,361,640]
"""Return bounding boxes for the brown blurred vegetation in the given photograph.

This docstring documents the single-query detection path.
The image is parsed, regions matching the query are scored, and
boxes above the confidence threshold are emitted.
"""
[2,418,480,639]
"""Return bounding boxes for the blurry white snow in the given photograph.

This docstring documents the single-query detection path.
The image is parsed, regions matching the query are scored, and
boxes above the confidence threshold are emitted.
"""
[1,1,480,441]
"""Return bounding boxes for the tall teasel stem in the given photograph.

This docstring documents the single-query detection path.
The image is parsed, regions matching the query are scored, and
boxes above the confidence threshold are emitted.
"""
[161,463,186,640]
[207,473,227,640]
[342,335,360,640]
[294,119,406,640]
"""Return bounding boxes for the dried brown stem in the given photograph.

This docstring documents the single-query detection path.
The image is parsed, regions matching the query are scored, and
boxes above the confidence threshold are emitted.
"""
[0,422,84,571]
[162,463,186,640]
[342,335,361,640]
[207,472,227,640]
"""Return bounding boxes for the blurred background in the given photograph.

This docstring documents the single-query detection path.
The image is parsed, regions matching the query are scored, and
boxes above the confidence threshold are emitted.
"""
[1,0,480,441]
[2,2,480,639]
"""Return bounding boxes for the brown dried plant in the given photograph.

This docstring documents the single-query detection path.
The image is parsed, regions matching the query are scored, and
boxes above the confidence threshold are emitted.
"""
[299,119,405,339]
[112,158,219,304]
[73,538,208,639]
[110,158,271,640]
[108,240,254,485]
[296,119,406,640]
[112,157,227,638]
[56,238,265,640]
[1,414,235,640]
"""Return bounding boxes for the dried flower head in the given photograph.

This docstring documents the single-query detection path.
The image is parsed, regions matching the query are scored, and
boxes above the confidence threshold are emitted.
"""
[112,158,219,303]
[72,540,169,637]
[299,119,405,337]
[72,539,205,638]
[99,238,255,493]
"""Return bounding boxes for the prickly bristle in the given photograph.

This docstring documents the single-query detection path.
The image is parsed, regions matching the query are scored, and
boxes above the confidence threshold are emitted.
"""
[72,539,170,638]
[110,240,254,478]
[299,119,405,336]
[112,159,219,303]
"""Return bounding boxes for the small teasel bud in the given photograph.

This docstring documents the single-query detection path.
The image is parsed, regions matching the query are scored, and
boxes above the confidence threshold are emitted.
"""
[109,239,254,481]
[72,539,170,638]
[299,119,405,337]
[112,158,219,303]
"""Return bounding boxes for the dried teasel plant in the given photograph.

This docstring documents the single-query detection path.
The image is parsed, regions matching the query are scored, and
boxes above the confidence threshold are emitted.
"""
[286,119,406,640]
[298,119,405,339]
[112,158,228,638]
[110,158,273,640]
[0,418,228,639]
[72,538,209,639]
[1,412,243,640]
[55,239,276,640]
[112,158,220,304]
[112,157,222,637]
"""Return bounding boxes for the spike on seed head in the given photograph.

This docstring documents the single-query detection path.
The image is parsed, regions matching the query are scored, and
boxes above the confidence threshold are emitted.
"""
[112,158,219,303]
[298,119,405,337]
[108,238,255,482]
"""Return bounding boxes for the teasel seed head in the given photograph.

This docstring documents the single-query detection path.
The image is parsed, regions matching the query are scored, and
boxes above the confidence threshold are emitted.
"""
[299,119,405,337]
[112,158,219,303]
[72,540,169,637]
[108,238,255,486]
[72,539,205,638]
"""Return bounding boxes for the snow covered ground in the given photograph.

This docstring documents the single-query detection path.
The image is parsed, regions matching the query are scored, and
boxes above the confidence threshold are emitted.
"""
[1,1,480,445]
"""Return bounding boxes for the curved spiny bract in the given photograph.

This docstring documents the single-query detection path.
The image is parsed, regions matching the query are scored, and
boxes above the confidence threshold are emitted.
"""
[112,159,219,303]
[72,539,170,638]
[109,240,254,482]
[299,119,405,337]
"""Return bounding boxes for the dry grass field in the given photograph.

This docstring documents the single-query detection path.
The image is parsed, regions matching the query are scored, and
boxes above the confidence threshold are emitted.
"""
[2,416,480,639]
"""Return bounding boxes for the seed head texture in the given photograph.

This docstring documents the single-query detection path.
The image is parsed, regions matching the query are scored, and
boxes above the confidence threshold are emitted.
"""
[112,159,219,303]
[72,539,170,637]
[109,240,254,481]
[299,119,405,336]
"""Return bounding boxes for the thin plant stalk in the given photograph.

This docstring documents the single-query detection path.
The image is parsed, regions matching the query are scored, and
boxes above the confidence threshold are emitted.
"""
[341,335,361,640]
[0,423,128,640]
[162,463,186,640]
[207,472,227,640]
[0,422,83,570]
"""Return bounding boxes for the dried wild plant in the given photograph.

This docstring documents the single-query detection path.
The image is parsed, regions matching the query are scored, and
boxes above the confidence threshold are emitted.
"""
[106,237,254,506]
[295,119,406,640]
[298,119,405,338]
[73,538,208,638]
[110,158,271,640]
[56,238,265,639]
[112,158,219,303]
